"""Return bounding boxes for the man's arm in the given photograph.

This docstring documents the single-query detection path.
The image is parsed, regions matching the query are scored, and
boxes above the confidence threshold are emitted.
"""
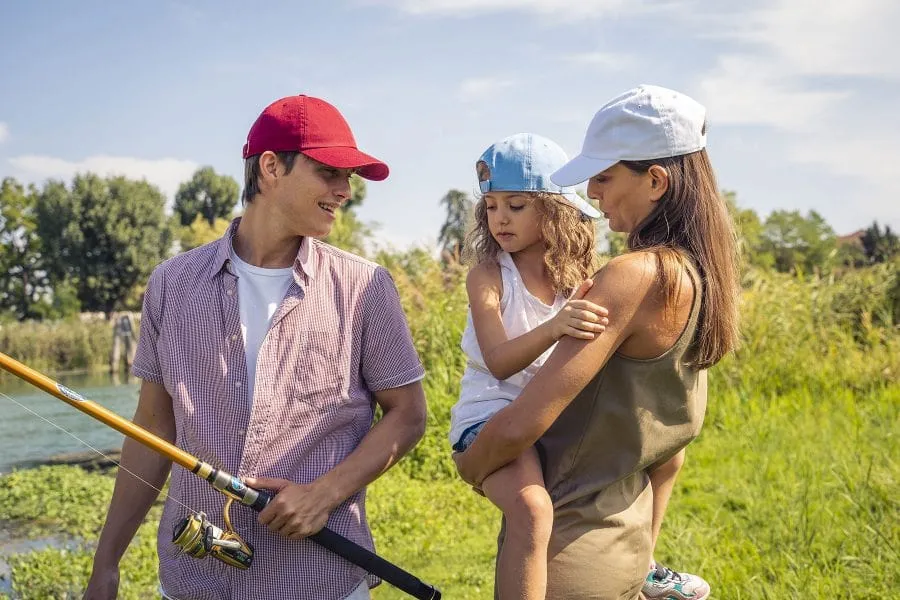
[247,380,426,539]
[84,379,175,599]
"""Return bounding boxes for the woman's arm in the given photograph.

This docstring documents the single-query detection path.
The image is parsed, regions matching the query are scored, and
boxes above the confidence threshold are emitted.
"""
[467,263,608,381]
[455,253,658,487]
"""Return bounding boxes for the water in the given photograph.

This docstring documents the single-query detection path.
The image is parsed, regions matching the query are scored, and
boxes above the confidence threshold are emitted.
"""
[0,372,140,474]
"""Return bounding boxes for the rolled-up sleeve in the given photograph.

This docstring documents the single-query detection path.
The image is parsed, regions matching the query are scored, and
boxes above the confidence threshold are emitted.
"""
[130,266,165,384]
[360,267,425,391]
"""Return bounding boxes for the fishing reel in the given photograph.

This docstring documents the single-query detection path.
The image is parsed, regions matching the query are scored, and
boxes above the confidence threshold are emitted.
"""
[172,497,254,569]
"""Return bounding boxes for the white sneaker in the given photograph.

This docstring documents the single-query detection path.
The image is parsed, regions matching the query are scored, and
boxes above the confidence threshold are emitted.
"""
[641,562,711,600]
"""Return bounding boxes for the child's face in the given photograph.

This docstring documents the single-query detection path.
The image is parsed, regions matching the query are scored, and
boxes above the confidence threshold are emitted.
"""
[484,192,544,254]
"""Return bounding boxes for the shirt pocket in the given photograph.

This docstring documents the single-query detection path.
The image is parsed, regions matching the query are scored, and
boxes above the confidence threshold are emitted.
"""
[289,330,349,411]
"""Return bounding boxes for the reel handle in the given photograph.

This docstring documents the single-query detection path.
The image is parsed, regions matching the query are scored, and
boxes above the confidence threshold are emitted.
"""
[246,486,441,600]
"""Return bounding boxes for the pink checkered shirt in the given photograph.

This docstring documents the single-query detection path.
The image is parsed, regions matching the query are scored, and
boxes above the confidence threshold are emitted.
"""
[132,219,425,600]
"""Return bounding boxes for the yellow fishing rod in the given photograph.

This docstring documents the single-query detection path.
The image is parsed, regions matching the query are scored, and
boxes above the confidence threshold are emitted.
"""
[0,350,441,600]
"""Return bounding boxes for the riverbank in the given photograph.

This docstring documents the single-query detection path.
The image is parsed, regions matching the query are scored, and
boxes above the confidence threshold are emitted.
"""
[0,319,117,381]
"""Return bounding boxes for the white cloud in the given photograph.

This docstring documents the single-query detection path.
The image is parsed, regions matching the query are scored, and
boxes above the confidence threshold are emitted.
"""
[561,52,633,71]
[697,55,850,131]
[7,155,199,205]
[720,0,900,79]
[377,0,632,18]
[457,77,516,103]
[692,0,900,219]
[0,122,9,144]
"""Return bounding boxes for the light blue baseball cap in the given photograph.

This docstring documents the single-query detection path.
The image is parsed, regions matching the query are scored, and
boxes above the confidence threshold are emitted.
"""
[477,133,601,219]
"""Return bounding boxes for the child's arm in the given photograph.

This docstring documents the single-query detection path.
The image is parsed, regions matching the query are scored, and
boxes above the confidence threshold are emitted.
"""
[467,263,608,381]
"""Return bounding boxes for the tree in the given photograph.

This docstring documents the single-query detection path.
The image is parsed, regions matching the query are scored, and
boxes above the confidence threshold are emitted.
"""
[36,174,171,314]
[174,166,240,226]
[860,221,900,264]
[345,174,367,210]
[760,210,837,275]
[723,191,773,270]
[0,177,51,319]
[323,174,372,254]
[178,213,232,252]
[438,189,474,262]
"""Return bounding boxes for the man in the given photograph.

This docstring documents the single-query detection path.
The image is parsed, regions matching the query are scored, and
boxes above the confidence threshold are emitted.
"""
[84,95,428,600]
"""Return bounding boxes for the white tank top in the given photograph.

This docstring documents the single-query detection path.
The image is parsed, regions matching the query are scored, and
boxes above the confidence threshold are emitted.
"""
[449,252,567,445]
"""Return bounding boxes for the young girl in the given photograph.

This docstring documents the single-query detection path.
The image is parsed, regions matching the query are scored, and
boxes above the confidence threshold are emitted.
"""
[450,132,710,599]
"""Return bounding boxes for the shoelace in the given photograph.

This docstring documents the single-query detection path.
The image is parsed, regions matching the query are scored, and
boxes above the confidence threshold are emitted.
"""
[652,565,684,583]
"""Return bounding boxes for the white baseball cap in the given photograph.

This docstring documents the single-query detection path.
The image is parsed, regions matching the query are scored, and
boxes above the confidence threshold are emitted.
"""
[551,85,707,186]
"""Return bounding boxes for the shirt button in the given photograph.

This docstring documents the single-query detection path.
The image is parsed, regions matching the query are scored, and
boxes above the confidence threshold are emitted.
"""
[235,380,242,388]
[230,334,238,342]
[237,428,246,435]
[226,288,234,296]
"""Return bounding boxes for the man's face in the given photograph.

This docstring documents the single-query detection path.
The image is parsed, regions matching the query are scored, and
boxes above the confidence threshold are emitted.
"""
[267,154,354,238]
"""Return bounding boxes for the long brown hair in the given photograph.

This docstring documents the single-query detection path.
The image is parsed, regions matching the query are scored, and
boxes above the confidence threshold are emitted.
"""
[621,149,740,368]
[464,192,598,295]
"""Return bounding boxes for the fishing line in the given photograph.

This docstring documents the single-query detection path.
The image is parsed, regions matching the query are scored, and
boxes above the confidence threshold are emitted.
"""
[0,389,198,517]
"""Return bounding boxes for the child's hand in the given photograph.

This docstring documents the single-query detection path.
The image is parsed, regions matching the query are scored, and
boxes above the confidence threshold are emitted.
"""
[549,279,609,340]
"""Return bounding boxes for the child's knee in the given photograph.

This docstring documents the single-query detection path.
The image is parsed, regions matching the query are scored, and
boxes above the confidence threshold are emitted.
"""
[505,486,553,541]
[653,449,687,478]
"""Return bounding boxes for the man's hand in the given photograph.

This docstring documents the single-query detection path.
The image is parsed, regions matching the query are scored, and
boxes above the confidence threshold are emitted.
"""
[548,279,609,341]
[244,477,340,540]
[82,564,119,600]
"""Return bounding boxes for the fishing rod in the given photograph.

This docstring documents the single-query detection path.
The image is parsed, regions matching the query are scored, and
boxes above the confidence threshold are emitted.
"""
[0,351,441,600]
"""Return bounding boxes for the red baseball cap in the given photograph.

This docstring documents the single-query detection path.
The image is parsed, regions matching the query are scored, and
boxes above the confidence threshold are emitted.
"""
[241,95,389,181]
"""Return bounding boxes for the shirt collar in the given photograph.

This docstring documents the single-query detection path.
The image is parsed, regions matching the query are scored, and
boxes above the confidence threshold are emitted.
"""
[208,217,317,283]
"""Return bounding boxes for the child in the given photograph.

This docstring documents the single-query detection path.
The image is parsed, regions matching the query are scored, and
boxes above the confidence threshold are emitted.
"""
[450,132,710,599]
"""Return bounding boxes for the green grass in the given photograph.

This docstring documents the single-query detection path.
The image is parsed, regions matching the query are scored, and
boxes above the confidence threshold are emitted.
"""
[0,382,896,599]
[0,255,897,598]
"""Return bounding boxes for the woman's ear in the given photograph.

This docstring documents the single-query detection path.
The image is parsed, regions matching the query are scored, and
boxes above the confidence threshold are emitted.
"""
[648,165,669,202]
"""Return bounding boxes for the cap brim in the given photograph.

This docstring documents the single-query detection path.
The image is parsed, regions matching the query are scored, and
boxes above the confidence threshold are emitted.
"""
[550,154,618,187]
[563,192,602,219]
[302,147,390,181]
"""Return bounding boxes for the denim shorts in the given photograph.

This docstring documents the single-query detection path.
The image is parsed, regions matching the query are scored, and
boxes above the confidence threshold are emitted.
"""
[452,420,488,453]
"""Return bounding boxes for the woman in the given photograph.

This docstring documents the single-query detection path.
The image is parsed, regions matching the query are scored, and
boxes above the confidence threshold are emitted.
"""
[454,85,740,599]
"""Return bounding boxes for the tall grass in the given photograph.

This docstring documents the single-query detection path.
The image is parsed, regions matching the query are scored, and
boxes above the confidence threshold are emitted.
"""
[0,319,113,379]
[0,252,897,599]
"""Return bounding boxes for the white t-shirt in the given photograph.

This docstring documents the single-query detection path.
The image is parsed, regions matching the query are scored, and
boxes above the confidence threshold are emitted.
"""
[229,245,295,407]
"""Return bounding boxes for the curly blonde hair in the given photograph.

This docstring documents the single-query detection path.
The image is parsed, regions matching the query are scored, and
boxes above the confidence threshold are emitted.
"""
[464,192,598,295]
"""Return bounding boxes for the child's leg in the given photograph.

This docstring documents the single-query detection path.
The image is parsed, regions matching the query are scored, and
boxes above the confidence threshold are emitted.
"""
[481,446,553,600]
[647,448,686,555]
[644,449,711,599]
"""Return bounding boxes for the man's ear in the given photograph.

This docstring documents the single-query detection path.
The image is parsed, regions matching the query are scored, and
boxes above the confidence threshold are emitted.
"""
[258,151,280,183]
[648,165,669,202]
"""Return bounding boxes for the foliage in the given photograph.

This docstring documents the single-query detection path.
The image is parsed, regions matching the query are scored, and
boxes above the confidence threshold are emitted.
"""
[176,213,232,252]
[0,178,51,319]
[35,174,171,314]
[173,166,239,227]
[758,209,838,275]
[0,318,115,380]
[346,174,367,210]
[437,189,474,263]
[860,221,900,264]
[324,209,377,256]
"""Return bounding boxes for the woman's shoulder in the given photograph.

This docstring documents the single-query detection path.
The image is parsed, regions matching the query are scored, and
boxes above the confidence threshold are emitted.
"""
[592,250,694,302]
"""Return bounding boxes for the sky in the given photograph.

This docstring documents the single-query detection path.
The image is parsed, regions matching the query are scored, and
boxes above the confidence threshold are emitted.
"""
[1,0,898,251]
